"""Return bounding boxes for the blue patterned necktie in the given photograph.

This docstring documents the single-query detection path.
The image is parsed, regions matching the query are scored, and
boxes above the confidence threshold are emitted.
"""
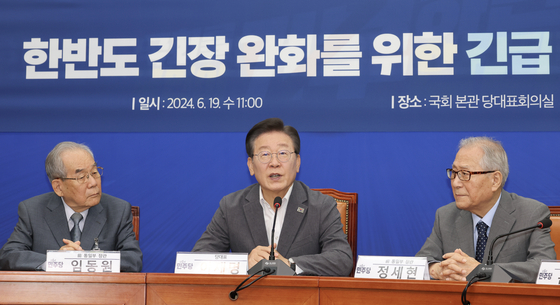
[70,212,83,242]
[475,221,489,263]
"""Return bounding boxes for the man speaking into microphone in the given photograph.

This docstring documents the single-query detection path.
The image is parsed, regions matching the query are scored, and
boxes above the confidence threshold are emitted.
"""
[192,118,352,276]
[416,136,556,283]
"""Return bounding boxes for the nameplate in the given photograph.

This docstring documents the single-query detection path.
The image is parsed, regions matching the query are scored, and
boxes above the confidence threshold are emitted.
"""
[175,252,248,275]
[354,256,429,280]
[536,260,560,285]
[46,250,120,273]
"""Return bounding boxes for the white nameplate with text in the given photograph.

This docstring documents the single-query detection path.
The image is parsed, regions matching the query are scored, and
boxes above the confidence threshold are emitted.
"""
[46,250,120,273]
[536,260,560,285]
[175,252,248,275]
[354,256,429,280]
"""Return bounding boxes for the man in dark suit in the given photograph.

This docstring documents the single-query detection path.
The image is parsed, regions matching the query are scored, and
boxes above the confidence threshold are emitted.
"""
[0,141,142,272]
[416,137,555,283]
[192,118,352,276]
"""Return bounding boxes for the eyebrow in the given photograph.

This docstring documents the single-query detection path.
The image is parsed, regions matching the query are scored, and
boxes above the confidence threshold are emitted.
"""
[256,143,290,151]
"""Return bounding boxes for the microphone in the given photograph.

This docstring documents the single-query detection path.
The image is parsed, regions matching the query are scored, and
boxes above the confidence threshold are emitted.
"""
[228,197,290,300]
[269,196,282,260]
[247,196,295,276]
[487,217,552,265]
[466,217,552,283]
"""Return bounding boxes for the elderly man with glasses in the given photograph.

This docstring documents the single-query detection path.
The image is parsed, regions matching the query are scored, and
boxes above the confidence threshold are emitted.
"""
[416,136,555,283]
[192,118,353,276]
[0,141,142,272]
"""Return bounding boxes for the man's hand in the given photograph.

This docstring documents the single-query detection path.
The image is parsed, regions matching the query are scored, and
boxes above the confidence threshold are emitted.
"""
[275,251,290,267]
[60,239,83,251]
[248,245,274,268]
[428,261,444,280]
[440,248,480,281]
[248,244,290,268]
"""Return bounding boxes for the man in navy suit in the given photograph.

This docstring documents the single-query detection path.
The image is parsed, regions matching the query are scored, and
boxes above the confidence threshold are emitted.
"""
[0,141,142,272]
[192,118,352,276]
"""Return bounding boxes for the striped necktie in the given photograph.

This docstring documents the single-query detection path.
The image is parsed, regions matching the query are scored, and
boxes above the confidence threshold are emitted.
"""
[70,212,83,242]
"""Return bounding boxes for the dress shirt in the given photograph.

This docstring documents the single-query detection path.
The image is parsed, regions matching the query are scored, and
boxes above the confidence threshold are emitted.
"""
[61,198,89,233]
[259,184,293,246]
[471,193,501,251]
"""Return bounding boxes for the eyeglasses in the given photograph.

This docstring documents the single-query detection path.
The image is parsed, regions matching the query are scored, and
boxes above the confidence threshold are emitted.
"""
[60,167,103,184]
[253,150,295,164]
[446,168,496,181]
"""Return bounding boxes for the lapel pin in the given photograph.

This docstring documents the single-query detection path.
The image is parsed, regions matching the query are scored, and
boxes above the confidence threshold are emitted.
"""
[297,207,305,213]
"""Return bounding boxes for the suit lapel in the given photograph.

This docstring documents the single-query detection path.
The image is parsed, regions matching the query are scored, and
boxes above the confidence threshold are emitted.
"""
[456,209,475,256]
[80,199,107,250]
[45,194,71,248]
[484,190,515,264]
[243,185,269,247]
[277,182,307,255]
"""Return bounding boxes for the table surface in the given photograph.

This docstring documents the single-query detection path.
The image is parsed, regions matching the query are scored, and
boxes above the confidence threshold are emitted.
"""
[0,271,147,305]
[1,272,560,305]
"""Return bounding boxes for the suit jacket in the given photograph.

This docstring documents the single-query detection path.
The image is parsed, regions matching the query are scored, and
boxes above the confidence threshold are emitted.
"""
[416,189,556,283]
[0,192,143,272]
[192,181,353,276]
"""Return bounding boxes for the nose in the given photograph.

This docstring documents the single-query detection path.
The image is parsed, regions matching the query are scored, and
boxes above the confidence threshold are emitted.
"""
[268,153,281,166]
[451,174,463,188]
[86,172,98,187]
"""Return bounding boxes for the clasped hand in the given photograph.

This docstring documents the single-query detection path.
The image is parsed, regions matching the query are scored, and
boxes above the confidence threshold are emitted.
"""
[59,238,83,251]
[248,243,290,268]
[429,249,480,281]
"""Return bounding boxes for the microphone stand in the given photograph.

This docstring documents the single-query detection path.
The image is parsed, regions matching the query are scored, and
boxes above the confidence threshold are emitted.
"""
[467,219,551,282]
[235,197,294,300]
[269,200,279,260]
[487,223,542,265]
[462,218,552,304]
[247,197,294,276]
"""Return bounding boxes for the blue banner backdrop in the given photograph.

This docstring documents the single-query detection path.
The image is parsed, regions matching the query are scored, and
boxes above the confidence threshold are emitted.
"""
[1,132,559,273]
[1,1,560,274]
[1,0,559,132]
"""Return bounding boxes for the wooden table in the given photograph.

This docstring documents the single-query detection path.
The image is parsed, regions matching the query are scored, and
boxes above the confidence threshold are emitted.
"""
[319,277,560,305]
[1,272,559,305]
[146,274,560,305]
[0,271,146,305]
[146,273,319,304]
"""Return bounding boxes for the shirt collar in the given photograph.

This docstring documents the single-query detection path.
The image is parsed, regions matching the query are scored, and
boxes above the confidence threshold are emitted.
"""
[259,183,294,210]
[472,192,502,228]
[61,197,89,222]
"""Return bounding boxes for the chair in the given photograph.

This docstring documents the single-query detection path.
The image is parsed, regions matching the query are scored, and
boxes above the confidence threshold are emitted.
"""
[312,188,358,273]
[548,206,560,258]
[131,206,140,241]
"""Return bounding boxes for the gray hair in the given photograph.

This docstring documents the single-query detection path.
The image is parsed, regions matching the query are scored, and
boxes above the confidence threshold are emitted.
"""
[45,142,94,182]
[458,136,509,187]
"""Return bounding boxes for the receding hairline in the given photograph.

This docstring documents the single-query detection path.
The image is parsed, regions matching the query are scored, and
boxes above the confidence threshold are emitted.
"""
[60,149,96,171]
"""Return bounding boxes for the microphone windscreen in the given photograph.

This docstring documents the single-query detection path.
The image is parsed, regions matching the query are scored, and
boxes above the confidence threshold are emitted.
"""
[274,196,282,208]
[539,217,553,229]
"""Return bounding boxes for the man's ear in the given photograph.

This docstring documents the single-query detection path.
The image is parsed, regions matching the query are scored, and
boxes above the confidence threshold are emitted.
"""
[491,171,503,191]
[52,179,64,197]
[247,157,255,176]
